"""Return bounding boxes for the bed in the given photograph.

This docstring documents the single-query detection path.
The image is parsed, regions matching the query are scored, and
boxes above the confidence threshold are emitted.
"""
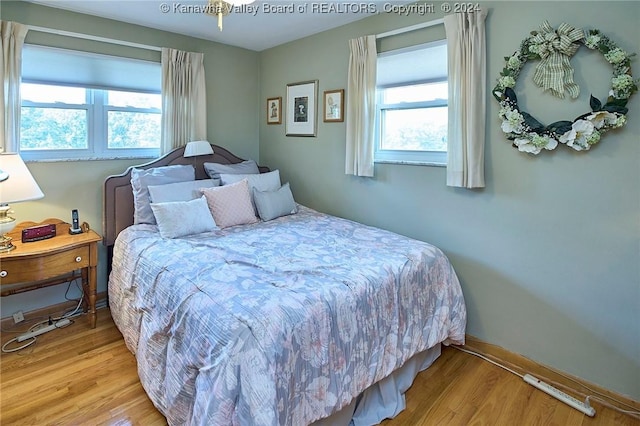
[103,144,466,426]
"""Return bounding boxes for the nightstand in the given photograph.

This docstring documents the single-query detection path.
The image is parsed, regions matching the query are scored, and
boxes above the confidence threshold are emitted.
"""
[0,218,102,328]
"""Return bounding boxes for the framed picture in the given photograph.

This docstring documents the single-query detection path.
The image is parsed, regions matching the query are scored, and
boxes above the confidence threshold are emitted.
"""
[323,89,344,122]
[266,97,282,124]
[286,80,318,137]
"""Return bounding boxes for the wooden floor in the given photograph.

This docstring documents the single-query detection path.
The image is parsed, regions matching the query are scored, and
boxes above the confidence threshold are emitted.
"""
[1,309,638,426]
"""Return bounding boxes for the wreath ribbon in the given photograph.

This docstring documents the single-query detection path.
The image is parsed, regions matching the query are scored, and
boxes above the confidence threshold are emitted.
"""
[531,21,584,99]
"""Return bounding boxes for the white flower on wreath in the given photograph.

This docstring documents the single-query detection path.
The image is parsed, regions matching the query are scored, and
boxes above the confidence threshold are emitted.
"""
[559,120,598,151]
[500,107,525,134]
[528,43,541,55]
[584,34,601,49]
[586,110,618,129]
[611,74,635,99]
[513,138,542,154]
[507,52,522,71]
[604,48,628,65]
[513,133,558,155]
[497,75,516,90]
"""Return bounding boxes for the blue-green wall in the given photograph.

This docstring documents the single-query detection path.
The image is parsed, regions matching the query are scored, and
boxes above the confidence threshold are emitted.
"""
[259,2,640,399]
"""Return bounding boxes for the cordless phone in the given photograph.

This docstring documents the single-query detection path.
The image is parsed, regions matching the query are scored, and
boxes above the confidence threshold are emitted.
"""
[69,209,83,234]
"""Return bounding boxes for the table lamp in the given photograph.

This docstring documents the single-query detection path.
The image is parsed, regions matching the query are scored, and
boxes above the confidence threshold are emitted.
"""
[184,141,214,170]
[0,153,44,252]
[183,140,214,158]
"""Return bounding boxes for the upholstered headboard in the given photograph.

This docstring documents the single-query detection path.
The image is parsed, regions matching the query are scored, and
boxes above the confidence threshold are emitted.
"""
[102,144,269,248]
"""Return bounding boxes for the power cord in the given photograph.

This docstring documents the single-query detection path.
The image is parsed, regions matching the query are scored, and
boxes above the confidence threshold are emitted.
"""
[451,345,640,419]
[2,283,83,354]
[454,345,523,378]
[1,317,74,353]
[1,335,36,352]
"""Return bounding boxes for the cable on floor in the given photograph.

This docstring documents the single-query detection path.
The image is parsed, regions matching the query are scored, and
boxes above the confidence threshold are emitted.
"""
[2,282,83,354]
[450,344,640,419]
[1,318,74,353]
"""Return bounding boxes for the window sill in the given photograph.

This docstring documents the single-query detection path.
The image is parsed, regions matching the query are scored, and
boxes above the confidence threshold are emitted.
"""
[375,159,446,167]
[24,156,157,163]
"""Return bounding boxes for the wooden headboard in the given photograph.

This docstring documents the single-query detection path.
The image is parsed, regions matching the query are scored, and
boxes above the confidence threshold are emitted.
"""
[102,144,269,248]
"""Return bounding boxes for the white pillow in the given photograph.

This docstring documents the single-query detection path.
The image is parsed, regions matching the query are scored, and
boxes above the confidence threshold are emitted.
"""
[220,170,281,192]
[148,179,218,203]
[150,196,217,238]
[201,179,259,229]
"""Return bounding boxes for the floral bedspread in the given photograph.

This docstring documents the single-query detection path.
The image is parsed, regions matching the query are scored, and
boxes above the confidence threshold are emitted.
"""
[108,206,466,425]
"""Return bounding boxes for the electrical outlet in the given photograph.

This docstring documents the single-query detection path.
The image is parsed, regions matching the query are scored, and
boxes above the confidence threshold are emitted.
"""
[13,311,24,324]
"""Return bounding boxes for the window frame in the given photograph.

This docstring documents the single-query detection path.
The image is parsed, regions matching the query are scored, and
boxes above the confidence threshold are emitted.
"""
[20,81,161,161]
[374,78,448,166]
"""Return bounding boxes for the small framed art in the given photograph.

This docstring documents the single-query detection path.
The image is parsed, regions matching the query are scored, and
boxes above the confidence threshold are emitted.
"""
[286,80,318,137]
[267,97,282,124]
[323,89,344,122]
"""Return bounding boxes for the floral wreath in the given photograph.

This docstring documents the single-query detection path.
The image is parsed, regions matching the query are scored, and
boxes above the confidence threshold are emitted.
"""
[493,21,638,155]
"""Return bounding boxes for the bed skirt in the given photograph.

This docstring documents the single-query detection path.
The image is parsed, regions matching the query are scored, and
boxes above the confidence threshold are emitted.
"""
[312,344,442,426]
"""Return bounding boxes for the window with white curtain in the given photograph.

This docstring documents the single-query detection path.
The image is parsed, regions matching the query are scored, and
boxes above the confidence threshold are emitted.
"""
[20,45,161,161]
[375,40,448,165]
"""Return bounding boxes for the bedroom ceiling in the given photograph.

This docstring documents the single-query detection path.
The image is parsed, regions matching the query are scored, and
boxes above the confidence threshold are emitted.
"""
[22,0,412,51]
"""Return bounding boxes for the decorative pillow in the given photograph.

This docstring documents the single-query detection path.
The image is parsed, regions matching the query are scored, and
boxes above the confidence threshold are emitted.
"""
[150,196,217,238]
[148,179,218,203]
[131,164,195,225]
[253,182,298,221]
[201,179,259,228]
[203,160,259,185]
[220,169,281,192]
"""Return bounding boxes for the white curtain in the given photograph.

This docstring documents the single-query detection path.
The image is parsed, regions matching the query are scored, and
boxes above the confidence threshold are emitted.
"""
[0,21,28,153]
[161,48,207,154]
[444,10,488,188]
[345,35,377,177]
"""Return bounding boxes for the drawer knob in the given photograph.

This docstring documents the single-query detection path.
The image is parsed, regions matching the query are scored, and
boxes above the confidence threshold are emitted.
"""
[0,270,6,278]
[75,256,82,263]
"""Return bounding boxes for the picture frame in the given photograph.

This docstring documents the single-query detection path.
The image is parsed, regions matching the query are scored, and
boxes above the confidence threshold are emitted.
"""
[266,97,282,124]
[286,80,318,137]
[323,89,344,122]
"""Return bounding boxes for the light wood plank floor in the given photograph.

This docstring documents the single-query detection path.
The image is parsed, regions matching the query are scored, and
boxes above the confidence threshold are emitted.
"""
[1,309,638,425]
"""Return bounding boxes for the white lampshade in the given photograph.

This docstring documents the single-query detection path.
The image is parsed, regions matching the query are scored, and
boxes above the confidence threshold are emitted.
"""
[0,153,44,251]
[0,153,44,204]
[184,141,214,158]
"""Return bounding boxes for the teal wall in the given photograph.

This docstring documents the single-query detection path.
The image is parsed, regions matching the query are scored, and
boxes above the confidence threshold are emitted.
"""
[0,2,260,312]
[259,2,640,399]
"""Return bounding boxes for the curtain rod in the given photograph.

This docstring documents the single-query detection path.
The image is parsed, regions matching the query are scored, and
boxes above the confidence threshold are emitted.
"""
[376,18,445,40]
[27,25,162,52]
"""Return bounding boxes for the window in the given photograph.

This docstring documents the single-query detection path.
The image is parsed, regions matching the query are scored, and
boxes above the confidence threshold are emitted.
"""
[20,45,161,161]
[375,40,448,165]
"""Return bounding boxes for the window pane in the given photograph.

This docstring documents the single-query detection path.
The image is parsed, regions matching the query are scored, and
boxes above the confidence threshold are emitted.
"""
[107,90,161,109]
[381,107,447,151]
[383,82,448,104]
[21,83,86,104]
[108,111,161,149]
[20,107,88,150]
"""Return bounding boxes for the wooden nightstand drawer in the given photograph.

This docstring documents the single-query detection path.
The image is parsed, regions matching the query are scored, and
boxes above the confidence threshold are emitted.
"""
[0,246,90,285]
[1,219,102,328]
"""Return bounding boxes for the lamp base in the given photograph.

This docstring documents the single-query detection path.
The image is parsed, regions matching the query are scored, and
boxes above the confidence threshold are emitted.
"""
[0,204,17,252]
[0,234,16,252]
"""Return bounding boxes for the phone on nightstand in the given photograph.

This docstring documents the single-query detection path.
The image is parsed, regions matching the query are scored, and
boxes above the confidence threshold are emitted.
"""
[69,209,83,234]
